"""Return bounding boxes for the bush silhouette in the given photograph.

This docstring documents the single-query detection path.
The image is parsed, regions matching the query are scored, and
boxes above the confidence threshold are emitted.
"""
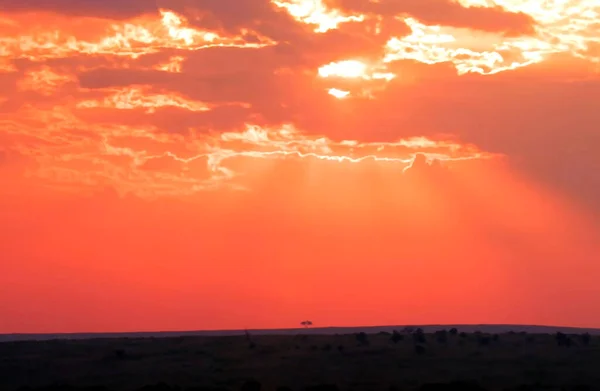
[413,329,426,344]
[581,333,591,346]
[391,330,404,344]
[435,330,448,344]
[478,336,491,346]
[356,332,369,345]
[556,332,573,347]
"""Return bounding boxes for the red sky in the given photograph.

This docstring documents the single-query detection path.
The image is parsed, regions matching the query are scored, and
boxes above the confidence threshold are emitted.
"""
[1,0,600,333]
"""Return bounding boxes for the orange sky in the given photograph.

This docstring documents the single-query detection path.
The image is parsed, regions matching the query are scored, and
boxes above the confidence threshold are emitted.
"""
[1,0,600,333]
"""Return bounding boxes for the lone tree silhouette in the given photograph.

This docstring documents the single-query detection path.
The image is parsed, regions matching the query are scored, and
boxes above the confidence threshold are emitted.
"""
[301,320,313,328]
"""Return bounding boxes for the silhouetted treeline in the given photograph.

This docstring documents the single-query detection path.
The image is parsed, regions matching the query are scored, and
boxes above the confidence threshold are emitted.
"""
[5,331,600,391]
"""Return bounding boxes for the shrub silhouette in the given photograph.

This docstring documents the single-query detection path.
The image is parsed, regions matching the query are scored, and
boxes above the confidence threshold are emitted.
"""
[435,330,448,344]
[245,329,255,350]
[556,332,573,347]
[356,332,369,345]
[413,329,426,344]
[478,336,491,346]
[391,330,404,344]
[449,328,458,336]
[581,333,591,346]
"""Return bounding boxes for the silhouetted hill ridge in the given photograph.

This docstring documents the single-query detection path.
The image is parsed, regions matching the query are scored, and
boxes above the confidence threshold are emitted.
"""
[2,324,599,342]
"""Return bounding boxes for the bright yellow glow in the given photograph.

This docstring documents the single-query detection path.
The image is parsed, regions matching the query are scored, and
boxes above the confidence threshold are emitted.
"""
[273,0,599,78]
[328,88,350,98]
[318,60,396,98]
[383,0,600,75]
[384,18,514,75]
[319,60,368,78]
[271,0,364,32]
[318,60,397,80]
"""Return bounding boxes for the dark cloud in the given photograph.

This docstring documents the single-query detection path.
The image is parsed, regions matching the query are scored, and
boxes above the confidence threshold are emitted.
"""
[0,0,534,39]
[3,0,597,219]
[331,0,536,35]
[78,68,174,89]
[155,0,306,40]
[75,104,256,134]
[379,65,600,218]
[75,46,336,124]
[0,0,158,19]
[157,0,534,44]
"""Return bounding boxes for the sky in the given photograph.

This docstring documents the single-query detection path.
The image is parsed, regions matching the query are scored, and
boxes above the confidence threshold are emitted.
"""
[1,0,600,333]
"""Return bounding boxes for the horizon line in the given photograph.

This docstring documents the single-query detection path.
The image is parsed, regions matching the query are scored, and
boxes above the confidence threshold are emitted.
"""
[3,323,600,338]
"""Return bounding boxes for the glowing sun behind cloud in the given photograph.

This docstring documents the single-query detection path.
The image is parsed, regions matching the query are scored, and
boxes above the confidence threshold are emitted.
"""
[319,60,368,78]
[328,88,350,98]
[272,0,365,32]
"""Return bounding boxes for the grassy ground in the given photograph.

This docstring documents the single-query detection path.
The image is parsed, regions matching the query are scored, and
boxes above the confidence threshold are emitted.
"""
[1,330,599,391]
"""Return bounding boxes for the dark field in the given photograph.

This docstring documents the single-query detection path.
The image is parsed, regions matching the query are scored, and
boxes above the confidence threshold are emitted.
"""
[2,329,600,391]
